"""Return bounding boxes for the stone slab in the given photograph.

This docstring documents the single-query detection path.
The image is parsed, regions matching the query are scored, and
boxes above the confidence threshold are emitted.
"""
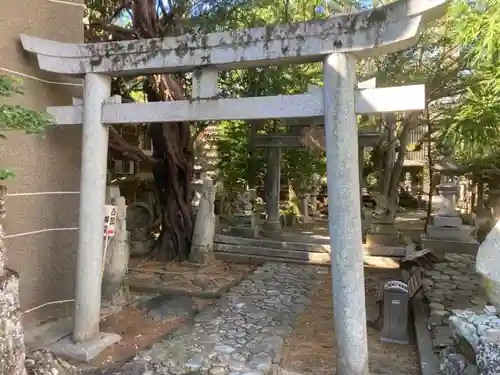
[433,215,463,228]
[24,317,73,351]
[365,232,402,246]
[214,251,331,266]
[229,226,258,239]
[420,234,479,255]
[412,291,439,375]
[47,332,122,363]
[369,223,399,235]
[426,225,475,242]
[363,245,406,257]
[137,295,197,321]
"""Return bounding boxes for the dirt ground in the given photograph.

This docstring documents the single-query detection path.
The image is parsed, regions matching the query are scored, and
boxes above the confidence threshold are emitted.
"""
[280,266,420,375]
[88,297,213,368]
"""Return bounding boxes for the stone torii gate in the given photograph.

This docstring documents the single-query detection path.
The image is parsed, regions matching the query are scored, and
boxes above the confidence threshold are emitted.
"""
[21,0,448,373]
[255,78,383,229]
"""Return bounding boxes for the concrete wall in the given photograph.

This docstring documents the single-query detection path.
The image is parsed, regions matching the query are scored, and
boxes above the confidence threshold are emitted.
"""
[0,0,84,323]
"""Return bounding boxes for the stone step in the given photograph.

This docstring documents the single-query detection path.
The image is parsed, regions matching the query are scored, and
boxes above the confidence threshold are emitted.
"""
[215,235,407,258]
[215,250,401,267]
[214,250,331,266]
[215,234,330,252]
[214,243,331,262]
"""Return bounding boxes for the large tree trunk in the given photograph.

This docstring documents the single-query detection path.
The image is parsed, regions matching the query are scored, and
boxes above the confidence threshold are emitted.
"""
[130,2,194,262]
[386,114,418,219]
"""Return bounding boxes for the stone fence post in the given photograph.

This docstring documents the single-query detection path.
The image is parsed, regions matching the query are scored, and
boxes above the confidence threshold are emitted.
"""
[0,185,28,375]
[190,177,217,264]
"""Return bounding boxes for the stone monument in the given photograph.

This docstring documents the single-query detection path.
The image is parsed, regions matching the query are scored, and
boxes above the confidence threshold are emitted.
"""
[309,185,320,217]
[229,189,258,238]
[298,188,313,223]
[102,186,130,304]
[190,177,217,264]
[364,192,401,246]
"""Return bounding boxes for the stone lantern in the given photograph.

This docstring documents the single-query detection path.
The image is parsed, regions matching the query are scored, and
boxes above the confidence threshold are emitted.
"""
[421,155,478,254]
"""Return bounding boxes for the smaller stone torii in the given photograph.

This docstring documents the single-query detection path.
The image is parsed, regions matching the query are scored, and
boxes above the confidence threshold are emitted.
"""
[21,0,449,373]
[253,79,383,231]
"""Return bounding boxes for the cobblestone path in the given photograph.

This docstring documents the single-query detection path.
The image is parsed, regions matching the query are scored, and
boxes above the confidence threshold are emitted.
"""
[94,262,327,375]
[422,252,485,351]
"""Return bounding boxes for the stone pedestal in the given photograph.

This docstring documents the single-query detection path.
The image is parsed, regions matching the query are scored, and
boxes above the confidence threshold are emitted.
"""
[229,189,258,239]
[190,178,217,264]
[365,217,401,246]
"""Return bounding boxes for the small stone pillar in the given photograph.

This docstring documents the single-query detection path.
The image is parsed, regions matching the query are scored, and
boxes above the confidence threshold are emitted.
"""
[229,189,258,238]
[298,190,312,223]
[264,148,282,232]
[0,185,27,375]
[310,187,319,217]
[102,186,130,304]
[190,177,217,264]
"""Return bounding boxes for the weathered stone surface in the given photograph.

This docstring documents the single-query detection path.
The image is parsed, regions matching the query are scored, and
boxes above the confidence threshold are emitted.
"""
[477,220,500,309]
[438,347,469,375]
[0,269,27,375]
[424,253,492,356]
[476,338,500,375]
[25,349,79,375]
[139,295,197,321]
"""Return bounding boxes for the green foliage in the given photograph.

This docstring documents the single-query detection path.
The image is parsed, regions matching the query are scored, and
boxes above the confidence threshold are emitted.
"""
[0,75,54,179]
[451,0,500,67]
[213,0,330,192]
[438,1,500,164]
[215,120,265,190]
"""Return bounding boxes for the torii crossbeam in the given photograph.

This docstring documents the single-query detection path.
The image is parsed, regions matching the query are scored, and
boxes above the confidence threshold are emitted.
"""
[20,0,449,373]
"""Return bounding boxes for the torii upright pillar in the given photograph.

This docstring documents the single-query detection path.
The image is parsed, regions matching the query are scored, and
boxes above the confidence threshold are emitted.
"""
[324,53,368,375]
